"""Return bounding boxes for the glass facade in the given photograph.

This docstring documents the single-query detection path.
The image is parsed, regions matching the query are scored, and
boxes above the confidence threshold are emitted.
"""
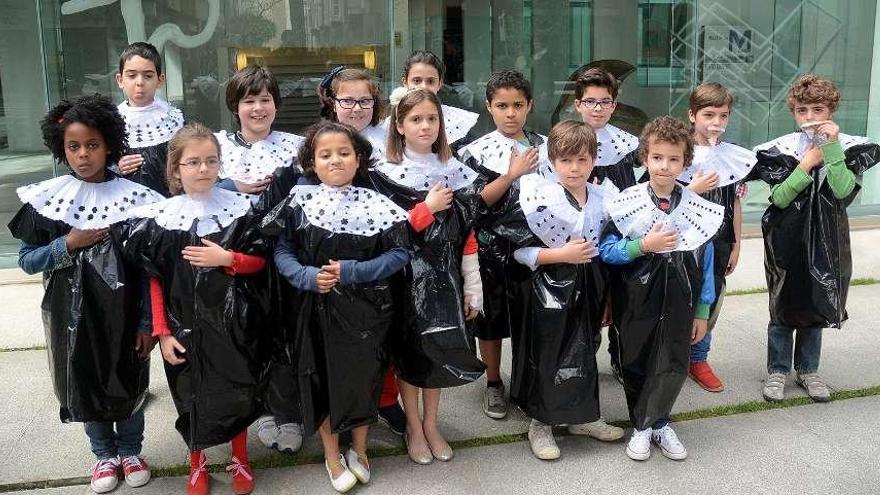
[1,0,879,265]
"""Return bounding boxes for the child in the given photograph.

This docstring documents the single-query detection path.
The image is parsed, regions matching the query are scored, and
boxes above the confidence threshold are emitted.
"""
[371,87,485,464]
[319,66,388,157]
[266,121,411,493]
[752,74,880,403]
[115,41,184,197]
[682,83,756,392]
[572,68,640,189]
[458,69,544,420]
[504,120,620,459]
[127,123,267,495]
[217,66,304,199]
[399,50,479,150]
[9,94,162,493]
[599,116,723,462]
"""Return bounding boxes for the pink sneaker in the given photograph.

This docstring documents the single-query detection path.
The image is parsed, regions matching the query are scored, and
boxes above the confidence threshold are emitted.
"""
[121,455,152,487]
[90,457,120,494]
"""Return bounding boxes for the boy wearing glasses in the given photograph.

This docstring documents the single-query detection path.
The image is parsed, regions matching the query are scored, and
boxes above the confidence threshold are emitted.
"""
[573,68,640,190]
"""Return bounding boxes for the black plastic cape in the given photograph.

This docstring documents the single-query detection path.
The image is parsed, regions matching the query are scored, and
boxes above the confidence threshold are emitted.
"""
[261,195,410,434]
[489,187,604,425]
[126,142,172,197]
[751,142,880,328]
[368,168,486,389]
[125,211,269,450]
[590,149,642,190]
[8,204,149,423]
[603,222,706,431]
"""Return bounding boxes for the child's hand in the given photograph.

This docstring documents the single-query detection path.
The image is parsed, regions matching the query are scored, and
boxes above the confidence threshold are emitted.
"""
[235,176,272,194]
[463,294,480,320]
[158,335,187,365]
[65,228,110,251]
[687,168,719,194]
[798,146,824,172]
[558,238,597,264]
[691,318,708,344]
[182,239,233,268]
[317,260,342,293]
[814,121,840,143]
[424,183,453,213]
[508,146,539,179]
[134,333,157,360]
[640,223,678,253]
[118,153,144,176]
[726,242,741,275]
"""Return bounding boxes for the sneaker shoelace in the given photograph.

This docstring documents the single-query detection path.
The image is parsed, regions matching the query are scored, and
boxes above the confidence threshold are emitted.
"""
[226,456,253,481]
[487,387,504,408]
[122,455,144,472]
[93,458,119,477]
[189,454,207,487]
[657,427,684,450]
[766,374,785,388]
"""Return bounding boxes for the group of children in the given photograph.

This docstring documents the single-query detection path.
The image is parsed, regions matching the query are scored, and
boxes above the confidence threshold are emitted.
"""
[10,41,878,494]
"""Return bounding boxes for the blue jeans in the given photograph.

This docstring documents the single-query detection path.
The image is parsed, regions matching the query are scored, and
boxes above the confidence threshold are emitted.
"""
[689,331,712,363]
[767,324,822,375]
[83,408,145,460]
[651,416,670,430]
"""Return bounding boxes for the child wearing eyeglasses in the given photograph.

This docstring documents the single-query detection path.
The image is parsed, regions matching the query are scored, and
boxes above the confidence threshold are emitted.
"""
[318,67,388,158]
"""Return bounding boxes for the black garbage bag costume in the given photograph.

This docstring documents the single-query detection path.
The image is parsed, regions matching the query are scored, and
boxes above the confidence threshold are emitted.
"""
[491,173,613,425]
[369,154,486,388]
[125,187,269,450]
[588,124,641,190]
[9,173,162,422]
[459,130,551,341]
[263,184,411,434]
[752,132,880,329]
[117,99,184,197]
[600,183,723,430]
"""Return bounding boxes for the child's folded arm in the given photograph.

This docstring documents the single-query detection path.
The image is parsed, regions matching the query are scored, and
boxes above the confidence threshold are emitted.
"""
[695,242,716,320]
[216,178,239,192]
[821,140,856,199]
[273,237,320,292]
[339,247,412,285]
[408,202,436,232]
[224,251,266,276]
[18,237,72,275]
[769,166,813,208]
[598,232,643,265]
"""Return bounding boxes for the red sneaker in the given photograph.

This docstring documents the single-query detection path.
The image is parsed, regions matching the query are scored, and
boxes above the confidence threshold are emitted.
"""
[121,455,151,487]
[90,457,120,494]
[227,456,255,495]
[188,452,210,495]
[689,361,724,392]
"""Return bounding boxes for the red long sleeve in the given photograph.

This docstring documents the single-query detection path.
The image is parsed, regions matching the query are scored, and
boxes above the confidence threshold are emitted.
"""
[223,251,266,276]
[408,202,436,232]
[149,276,171,337]
[463,230,478,255]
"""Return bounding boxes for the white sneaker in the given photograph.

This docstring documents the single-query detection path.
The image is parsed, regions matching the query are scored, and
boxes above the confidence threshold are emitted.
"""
[528,420,560,460]
[345,449,370,484]
[325,454,357,493]
[89,457,120,494]
[625,428,652,461]
[567,418,625,441]
[256,415,280,449]
[276,422,303,453]
[651,425,688,460]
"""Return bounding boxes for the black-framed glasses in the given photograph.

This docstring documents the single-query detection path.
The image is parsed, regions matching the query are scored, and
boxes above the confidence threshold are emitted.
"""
[179,158,220,169]
[335,97,375,109]
[577,98,615,110]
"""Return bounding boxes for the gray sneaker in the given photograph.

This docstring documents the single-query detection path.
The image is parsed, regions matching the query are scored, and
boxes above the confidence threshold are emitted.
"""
[796,373,831,402]
[762,372,786,402]
[483,384,508,419]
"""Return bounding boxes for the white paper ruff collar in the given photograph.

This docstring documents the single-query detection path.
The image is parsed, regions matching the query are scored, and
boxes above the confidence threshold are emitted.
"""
[595,124,638,167]
[361,125,388,158]
[217,131,305,184]
[17,174,164,229]
[754,132,870,161]
[289,184,407,236]
[128,187,253,236]
[679,142,756,187]
[605,183,724,252]
[117,99,183,148]
[520,173,615,248]
[373,152,477,191]
[460,130,551,176]
[442,104,479,143]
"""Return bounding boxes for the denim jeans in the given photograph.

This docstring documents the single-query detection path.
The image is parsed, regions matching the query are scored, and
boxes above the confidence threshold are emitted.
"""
[767,324,822,375]
[689,331,712,363]
[83,408,145,460]
[651,416,670,430]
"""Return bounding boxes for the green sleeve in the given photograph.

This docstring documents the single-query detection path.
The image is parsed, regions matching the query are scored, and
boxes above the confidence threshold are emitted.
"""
[694,303,711,320]
[821,140,856,199]
[625,239,643,259]
[769,166,813,209]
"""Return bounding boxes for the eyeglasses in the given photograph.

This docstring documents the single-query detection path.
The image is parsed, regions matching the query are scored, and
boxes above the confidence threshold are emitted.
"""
[179,158,220,169]
[335,97,375,109]
[577,98,615,110]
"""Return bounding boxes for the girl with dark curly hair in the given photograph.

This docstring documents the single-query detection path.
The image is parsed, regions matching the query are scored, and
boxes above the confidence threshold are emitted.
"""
[8,93,163,494]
